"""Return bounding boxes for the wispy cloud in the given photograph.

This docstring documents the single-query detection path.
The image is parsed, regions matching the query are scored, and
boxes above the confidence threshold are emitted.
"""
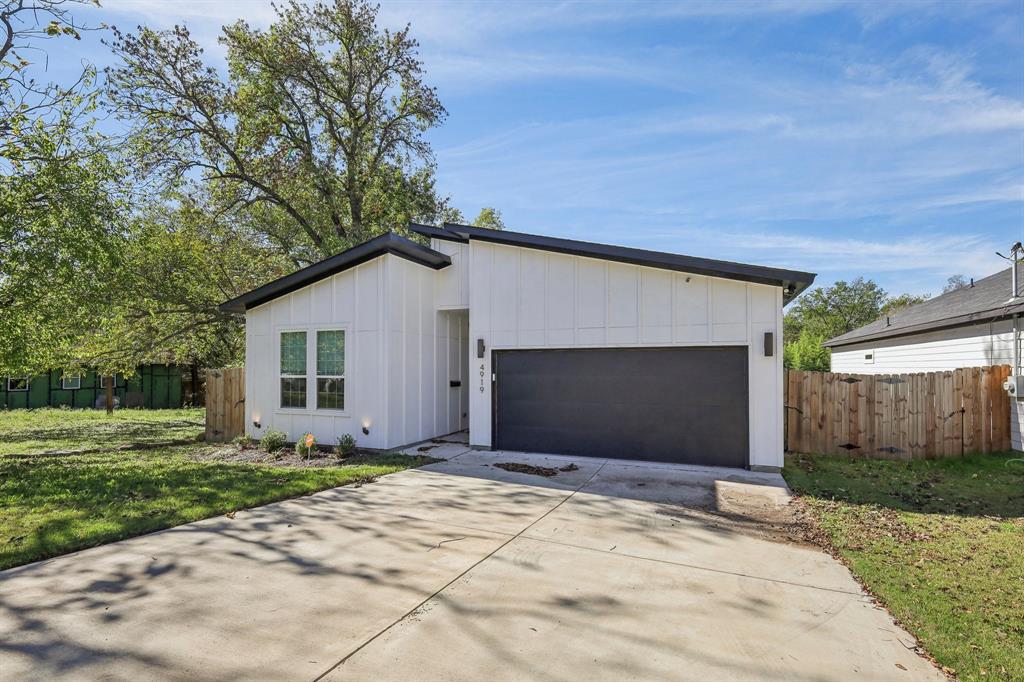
[79,0,1024,295]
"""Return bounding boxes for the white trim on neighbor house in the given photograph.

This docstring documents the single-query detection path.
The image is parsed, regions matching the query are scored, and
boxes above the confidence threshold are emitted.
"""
[240,234,796,468]
[61,374,81,390]
[829,318,1016,374]
[7,377,29,391]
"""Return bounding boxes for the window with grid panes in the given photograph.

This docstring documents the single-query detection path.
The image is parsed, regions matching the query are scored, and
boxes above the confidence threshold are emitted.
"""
[316,330,344,410]
[280,331,307,408]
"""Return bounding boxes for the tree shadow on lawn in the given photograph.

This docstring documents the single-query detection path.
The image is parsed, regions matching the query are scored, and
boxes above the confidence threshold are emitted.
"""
[0,419,203,447]
[783,451,1024,518]
[0,453,411,570]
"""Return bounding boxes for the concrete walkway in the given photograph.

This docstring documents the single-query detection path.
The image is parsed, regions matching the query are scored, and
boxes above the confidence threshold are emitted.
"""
[0,443,942,681]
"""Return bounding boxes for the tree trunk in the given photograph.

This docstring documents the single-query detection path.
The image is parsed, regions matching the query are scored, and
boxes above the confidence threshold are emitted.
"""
[105,376,114,415]
[190,363,199,406]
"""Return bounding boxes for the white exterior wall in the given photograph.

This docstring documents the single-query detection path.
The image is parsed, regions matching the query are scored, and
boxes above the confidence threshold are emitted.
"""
[385,256,468,448]
[458,240,784,468]
[434,239,470,309]
[1013,401,1024,452]
[830,319,1015,374]
[829,319,1023,451]
[244,254,467,450]
[244,237,788,463]
[245,257,387,448]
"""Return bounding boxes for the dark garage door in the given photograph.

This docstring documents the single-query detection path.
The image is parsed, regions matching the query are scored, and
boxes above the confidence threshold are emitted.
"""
[493,347,749,467]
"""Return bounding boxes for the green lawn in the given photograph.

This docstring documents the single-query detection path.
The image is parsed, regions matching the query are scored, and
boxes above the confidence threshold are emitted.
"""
[784,453,1024,682]
[0,409,435,571]
[0,407,206,455]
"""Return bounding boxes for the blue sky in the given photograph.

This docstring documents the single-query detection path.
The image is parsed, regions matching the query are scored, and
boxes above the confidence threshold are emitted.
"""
[40,0,1024,298]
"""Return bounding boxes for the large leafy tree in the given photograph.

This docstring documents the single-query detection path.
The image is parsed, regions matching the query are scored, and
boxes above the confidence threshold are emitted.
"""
[471,207,505,230]
[784,277,889,343]
[106,0,452,266]
[0,0,130,378]
[881,292,929,315]
[783,277,932,371]
[943,274,968,293]
[75,195,293,373]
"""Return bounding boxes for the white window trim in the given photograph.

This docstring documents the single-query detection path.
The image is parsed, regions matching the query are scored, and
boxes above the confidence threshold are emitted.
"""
[278,329,309,410]
[7,377,29,391]
[62,374,82,390]
[274,324,350,416]
[315,328,346,412]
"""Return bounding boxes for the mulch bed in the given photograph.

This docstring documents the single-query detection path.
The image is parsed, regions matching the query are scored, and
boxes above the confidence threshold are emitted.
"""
[193,444,352,468]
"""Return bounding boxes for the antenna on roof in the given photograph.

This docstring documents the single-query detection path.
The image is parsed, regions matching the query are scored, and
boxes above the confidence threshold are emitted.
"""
[996,241,1023,300]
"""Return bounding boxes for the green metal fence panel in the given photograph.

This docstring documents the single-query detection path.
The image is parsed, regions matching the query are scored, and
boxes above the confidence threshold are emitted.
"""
[1,365,186,410]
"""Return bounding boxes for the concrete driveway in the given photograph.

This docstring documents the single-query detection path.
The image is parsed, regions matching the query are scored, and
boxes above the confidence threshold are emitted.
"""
[0,442,942,681]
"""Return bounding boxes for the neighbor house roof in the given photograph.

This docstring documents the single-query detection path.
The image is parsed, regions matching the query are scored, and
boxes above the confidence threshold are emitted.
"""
[219,232,451,313]
[823,267,1024,348]
[410,222,817,303]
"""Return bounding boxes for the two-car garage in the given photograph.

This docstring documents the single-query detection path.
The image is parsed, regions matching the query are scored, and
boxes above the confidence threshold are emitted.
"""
[492,347,750,468]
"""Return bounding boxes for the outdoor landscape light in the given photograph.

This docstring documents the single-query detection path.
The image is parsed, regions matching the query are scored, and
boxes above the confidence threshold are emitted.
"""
[362,426,370,435]
[252,413,261,428]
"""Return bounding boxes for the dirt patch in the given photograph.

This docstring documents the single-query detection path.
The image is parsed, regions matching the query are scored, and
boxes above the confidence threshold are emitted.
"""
[3,434,205,459]
[644,481,824,548]
[492,461,582,478]
[494,462,559,477]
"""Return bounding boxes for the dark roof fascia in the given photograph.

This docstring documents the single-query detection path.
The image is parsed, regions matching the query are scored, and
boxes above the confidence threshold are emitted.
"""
[417,222,816,302]
[822,302,1024,348]
[409,222,468,243]
[219,233,451,314]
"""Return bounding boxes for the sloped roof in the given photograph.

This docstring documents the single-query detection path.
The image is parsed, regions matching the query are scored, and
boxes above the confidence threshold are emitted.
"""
[823,267,1024,348]
[410,222,816,303]
[219,232,451,313]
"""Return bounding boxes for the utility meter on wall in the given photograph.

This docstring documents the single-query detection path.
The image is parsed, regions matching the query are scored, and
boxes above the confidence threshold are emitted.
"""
[1003,375,1024,400]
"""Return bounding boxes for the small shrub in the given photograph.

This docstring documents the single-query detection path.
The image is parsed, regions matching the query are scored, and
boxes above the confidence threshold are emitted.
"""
[261,430,287,453]
[335,434,357,458]
[295,433,317,459]
[233,434,256,449]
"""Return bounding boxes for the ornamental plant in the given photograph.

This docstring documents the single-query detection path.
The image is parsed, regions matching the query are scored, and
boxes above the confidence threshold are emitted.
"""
[296,433,317,459]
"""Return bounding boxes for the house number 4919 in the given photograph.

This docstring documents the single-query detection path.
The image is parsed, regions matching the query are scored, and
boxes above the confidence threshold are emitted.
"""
[479,364,486,392]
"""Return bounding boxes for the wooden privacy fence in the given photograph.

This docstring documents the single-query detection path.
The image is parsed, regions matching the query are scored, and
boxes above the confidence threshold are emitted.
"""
[785,365,1012,459]
[205,367,245,443]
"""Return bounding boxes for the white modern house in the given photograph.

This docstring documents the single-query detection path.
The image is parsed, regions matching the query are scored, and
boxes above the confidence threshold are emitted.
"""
[824,266,1023,449]
[221,223,815,470]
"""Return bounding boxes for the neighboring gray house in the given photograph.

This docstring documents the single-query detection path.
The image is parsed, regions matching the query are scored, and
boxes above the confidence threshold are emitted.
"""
[221,223,816,470]
[824,266,1023,450]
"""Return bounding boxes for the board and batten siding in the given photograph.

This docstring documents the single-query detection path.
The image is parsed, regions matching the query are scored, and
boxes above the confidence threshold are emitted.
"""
[385,255,468,448]
[453,239,784,468]
[434,238,470,309]
[829,319,1024,452]
[244,254,467,450]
